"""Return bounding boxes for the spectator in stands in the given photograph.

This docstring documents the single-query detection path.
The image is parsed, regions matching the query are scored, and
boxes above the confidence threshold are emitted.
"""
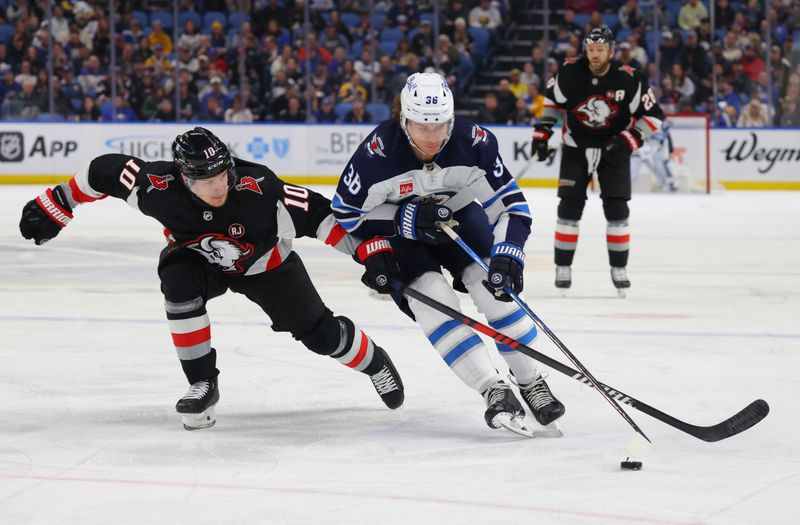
[175,45,200,75]
[697,17,715,45]
[3,78,42,120]
[338,72,368,102]
[328,11,354,45]
[508,68,527,98]
[451,17,474,56]
[315,95,338,122]
[321,24,349,54]
[311,63,333,98]
[588,11,604,30]
[476,92,507,124]
[671,63,696,100]
[722,31,743,63]
[254,0,286,37]
[153,97,174,122]
[445,1,472,34]
[271,45,293,76]
[659,30,683,72]
[344,96,372,123]
[561,9,584,38]
[14,60,36,87]
[387,0,419,31]
[178,19,202,54]
[50,5,70,45]
[224,94,254,122]
[145,43,173,77]
[658,76,680,113]
[742,44,765,82]
[737,98,769,126]
[200,95,224,121]
[59,67,83,113]
[277,96,305,122]
[102,95,138,122]
[78,55,105,97]
[76,95,100,121]
[209,20,228,54]
[526,83,544,120]
[141,85,167,121]
[355,48,379,84]
[469,0,502,30]
[0,66,21,103]
[619,0,644,29]
[177,79,201,122]
[714,0,736,28]
[679,0,709,31]
[681,31,710,78]
[779,97,800,126]
[509,96,531,125]
[616,42,639,68]
[299,33,333,65]
[412,19,436,58]
[495,78,517,116]
[148,20,173,55]
[200,76,230,111]
[729,60,754,97]
[519,61,541,90]
[716,79,742,116]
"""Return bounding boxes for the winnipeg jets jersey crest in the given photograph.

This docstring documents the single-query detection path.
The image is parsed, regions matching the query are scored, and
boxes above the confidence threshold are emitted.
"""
[544,57,665,148]
[332,116,532,249]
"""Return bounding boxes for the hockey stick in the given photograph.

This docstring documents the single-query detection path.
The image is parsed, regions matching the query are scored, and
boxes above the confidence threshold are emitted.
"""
[438,222,653,455]
[393,280,770,443]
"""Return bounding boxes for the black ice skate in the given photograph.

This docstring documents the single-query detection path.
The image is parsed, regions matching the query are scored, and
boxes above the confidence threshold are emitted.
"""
[369,349,404,409]
[175,377,219,430]
[518,374,565,437]
[555,266,572,292]
[482,381,531,436]
[610,266,631,298]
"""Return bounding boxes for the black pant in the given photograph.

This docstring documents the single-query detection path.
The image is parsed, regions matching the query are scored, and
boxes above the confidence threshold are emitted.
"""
[158,249,329,382]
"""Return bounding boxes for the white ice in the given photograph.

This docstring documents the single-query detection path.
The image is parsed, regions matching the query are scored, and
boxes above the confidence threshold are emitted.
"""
[0,185,798,525]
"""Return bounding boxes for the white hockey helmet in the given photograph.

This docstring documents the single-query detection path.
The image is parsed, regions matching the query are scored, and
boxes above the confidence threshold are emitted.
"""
[400,72,455,152]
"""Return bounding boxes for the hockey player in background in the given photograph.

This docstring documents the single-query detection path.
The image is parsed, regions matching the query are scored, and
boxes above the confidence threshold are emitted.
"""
[19,127,404,430]
[333,72,565,437]
[531,27,665,295]
[630,119,679,192]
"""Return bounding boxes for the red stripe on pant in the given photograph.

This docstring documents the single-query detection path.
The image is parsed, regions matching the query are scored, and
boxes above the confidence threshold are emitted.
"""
[606,234,630,243]
[171,326,211,347]
[344,331,368,368]
[324,224,347,247]
[555,232,579,243]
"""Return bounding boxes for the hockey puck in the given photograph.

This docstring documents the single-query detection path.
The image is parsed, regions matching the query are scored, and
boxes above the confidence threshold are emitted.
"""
[620,460,643,471]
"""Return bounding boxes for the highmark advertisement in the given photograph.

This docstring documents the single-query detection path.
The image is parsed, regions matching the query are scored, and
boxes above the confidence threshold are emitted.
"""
[0,122,798,189]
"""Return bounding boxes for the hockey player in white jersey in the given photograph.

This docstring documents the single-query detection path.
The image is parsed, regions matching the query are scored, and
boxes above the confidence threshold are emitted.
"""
[333,72,565,436]
[630,120,678,192]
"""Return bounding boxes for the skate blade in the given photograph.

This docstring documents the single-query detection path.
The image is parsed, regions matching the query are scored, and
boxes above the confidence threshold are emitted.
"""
[616,288,627,298]
[494,414,563,438]
[367,289,393,301]
[181,406,216,431]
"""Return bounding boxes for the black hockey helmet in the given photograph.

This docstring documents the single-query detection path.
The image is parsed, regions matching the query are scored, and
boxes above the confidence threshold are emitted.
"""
[172,127,234,180]
[584,26,615,49]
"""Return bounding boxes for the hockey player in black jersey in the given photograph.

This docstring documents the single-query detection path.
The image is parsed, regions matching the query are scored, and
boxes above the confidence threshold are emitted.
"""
[532,27,665,296]
[19,127,403,430]
[333,72,565,437]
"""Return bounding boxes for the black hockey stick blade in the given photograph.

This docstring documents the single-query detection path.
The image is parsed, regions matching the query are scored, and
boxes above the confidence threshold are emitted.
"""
[394,281,771,443]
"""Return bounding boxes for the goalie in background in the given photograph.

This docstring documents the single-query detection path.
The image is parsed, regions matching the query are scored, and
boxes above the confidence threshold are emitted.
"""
[630,120,679,192]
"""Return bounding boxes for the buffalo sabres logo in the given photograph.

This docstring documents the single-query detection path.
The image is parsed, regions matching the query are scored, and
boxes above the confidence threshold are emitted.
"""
[146,173,174,192]
[185,233,253,273]
[573,95,618,129]
[235,176,264,194]
[470,124,488,147]
[365,134,386,157]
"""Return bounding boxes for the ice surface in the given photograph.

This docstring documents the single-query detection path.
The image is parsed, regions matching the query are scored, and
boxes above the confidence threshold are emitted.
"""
[1,185,798,524]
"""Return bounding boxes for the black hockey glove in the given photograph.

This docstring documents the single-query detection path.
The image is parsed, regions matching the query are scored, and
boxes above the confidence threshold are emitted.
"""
[19,185,73,245]
[482,243,525,302]
[604,130,642,159]
[531,123,553,162]
[395,200,454,244]
[355,237,401,294]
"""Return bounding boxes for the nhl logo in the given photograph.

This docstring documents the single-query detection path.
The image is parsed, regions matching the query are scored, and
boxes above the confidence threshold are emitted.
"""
[203,211,213,221]
[0,132,24,162]
[228,223,245,238]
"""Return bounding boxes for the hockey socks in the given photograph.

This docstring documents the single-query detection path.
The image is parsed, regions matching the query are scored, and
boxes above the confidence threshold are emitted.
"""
[554,218,579,267]
[606,220,630,268]
[165,297,218,384]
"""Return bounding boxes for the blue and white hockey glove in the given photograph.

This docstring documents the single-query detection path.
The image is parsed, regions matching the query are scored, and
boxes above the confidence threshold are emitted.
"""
[482,242,525,302]
[395,200,454,245]
[19,186,73,245]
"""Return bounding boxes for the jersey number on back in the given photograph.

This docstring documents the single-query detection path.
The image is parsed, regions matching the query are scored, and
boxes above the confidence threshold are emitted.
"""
[642,88,656,111]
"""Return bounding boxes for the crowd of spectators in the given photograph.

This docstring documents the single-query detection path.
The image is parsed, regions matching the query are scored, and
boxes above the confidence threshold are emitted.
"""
[476,0,800,128]
[0,0,508,123]
[2,0,799,128]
